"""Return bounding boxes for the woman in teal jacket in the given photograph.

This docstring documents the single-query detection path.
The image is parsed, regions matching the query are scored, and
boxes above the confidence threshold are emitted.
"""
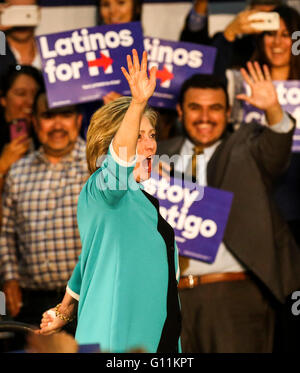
[37,50,181,353]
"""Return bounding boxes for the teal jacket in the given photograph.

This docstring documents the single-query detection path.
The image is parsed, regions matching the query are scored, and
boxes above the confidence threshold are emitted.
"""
[68,143,180,352]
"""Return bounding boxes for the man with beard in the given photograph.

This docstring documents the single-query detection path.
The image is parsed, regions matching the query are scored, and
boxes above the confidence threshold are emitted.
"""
[0,0,41,92]
[0,91,88,333]
[157,65,300,352]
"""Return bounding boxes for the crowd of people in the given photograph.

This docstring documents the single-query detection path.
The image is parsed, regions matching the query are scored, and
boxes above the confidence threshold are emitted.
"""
[0,0,300,353]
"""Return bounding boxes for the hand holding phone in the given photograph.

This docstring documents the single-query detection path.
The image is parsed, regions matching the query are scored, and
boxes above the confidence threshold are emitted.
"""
[248,12,280,32]
[0,134,30,175]
[9,118,29,141]
[0,5,40,27]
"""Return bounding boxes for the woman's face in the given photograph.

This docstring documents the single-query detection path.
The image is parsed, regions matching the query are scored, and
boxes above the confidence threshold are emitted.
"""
[133,116,157,183]
[99,0,134,24]
[1,74,39,123]
[263,18,292,69]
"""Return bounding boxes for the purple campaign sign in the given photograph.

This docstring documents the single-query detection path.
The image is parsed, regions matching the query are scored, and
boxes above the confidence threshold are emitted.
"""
[138,37,216,110]
[144,173,233,263]
[36,22,144,108]
[242,80,300,152]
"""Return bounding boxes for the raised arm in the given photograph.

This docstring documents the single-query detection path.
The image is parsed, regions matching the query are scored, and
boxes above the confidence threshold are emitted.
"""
[236,61,294,177]
[112,49,156,163]
[236,61,284,126]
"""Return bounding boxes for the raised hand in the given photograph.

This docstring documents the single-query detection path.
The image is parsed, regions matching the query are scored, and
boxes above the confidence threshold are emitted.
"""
[236,61,280,111]
[121,49,157,105]
[237,61,284,125]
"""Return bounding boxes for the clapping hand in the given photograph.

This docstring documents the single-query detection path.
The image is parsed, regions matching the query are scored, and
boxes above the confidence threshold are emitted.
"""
[121,49,157,105]
[236,61,283,125]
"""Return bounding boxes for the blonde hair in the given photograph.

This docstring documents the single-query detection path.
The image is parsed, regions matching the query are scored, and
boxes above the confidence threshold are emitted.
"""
[86,96,157,174]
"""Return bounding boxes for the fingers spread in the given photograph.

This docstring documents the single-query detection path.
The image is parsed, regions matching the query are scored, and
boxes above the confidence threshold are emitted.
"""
[121,66,131,84]
[240,67,253,87]
[149,65,157,86]
[141,51,147,73]
[263,64,272,81]
[253,61,264,81]
[236,94,251,104]
[126,54,134,75]
[247,61,259,83]
[132,49,140,72]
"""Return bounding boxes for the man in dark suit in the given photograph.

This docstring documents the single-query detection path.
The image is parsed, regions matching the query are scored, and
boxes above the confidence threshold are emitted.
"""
[157,63,300,352]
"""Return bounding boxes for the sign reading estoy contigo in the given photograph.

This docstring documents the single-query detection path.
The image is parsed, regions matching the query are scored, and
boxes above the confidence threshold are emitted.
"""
[242,80,300,152]
[144,173,233,263]
[142,37,217,110]
[36,22,144,108]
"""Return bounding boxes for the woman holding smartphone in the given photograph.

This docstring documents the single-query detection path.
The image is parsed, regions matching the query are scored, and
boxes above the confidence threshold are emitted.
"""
[0,64,43,224]
[37,50,181,353]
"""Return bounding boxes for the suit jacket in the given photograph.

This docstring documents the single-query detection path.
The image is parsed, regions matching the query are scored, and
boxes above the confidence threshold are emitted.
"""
[157,122,300,303]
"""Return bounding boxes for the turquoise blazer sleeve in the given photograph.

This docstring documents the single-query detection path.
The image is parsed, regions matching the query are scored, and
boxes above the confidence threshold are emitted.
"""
[67,254,82,300]
[88,142,138,205]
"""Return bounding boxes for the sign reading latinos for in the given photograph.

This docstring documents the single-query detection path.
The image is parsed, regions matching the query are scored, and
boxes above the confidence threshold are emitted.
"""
[144,173,233,263]
[141,37,217,110]
[36,22,144,108]
[242,80,300,152]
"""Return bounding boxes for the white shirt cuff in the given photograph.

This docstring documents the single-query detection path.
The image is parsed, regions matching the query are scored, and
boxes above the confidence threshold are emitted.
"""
[109,141,137,167]
[269,111,294,133]
[66,285,80,301]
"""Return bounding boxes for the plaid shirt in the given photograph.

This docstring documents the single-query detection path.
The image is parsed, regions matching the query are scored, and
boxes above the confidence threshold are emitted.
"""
[0,137,88,290]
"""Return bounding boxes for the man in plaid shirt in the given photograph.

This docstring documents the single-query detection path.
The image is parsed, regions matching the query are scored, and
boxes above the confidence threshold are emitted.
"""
[0,91,88,328]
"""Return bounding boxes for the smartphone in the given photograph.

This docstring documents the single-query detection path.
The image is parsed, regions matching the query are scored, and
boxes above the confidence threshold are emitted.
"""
[0,5,40,27]
[248,12,280,31]
[9,119,28,141]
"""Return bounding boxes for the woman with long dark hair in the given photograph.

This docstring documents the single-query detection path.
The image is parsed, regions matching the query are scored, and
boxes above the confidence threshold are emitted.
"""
[252,5,300,80]
[0,64,43,224]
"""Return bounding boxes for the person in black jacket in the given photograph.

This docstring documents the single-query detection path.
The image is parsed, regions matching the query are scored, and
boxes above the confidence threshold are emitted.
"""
[180,0,284,76]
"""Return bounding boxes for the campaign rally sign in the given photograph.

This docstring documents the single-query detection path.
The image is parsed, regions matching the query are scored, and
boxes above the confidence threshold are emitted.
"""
[242,80,300,152]
[144,173,233,263]
[142,37,217,109]
[36,22,144,108]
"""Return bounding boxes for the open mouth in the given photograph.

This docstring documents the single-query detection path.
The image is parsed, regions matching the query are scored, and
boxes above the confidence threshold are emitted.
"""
[270,48,288,57]
[141,156,153,174]
[194,123,215,135]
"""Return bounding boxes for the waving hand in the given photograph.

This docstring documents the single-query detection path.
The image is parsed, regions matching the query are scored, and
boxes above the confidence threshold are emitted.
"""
[236,61,279,111]
[236,61,284,125]
[121,49,157,105]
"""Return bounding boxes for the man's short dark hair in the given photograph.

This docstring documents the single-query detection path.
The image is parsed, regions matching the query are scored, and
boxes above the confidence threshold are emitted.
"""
[178,74,229,109]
